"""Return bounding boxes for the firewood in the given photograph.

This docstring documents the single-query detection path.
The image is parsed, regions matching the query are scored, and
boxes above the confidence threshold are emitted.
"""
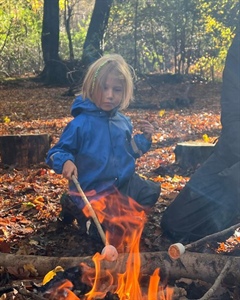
[198,260,232,300]
[0,251,239,285]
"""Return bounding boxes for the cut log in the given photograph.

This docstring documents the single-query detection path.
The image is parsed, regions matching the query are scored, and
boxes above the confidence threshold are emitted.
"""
[0,251,239,285]
[174,141,215,170]
[0,134,50,167]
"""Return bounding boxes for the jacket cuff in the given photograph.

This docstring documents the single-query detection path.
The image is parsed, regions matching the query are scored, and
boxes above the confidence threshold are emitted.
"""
[48,152,75,174]
[132,134,151,155]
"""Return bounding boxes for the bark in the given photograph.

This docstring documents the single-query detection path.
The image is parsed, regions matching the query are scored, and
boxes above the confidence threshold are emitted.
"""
[1,251,239,285]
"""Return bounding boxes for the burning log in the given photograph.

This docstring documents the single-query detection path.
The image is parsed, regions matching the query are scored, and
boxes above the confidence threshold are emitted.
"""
[0,251,239,285]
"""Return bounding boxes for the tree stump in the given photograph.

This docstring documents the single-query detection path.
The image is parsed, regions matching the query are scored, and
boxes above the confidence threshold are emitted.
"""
[174,141,215,170]
[0,134,50,167]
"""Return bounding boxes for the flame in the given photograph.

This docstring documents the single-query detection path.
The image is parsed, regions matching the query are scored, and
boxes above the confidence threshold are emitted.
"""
[46,279,79,300]
[82,189,147,252]
[83,190,173,300]
[50,190,173,299]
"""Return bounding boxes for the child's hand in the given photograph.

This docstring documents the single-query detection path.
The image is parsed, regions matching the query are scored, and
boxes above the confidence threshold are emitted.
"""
[137,120,154,141]
[62,160,78,180]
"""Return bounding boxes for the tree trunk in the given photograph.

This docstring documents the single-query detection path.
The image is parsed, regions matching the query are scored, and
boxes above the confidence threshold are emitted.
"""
[82,0,113,67]
[0,134,50,167]
[41,0,67,84]
[41,0,59,64]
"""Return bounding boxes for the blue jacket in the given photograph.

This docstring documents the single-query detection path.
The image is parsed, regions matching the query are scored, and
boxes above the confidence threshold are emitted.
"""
[46,96,151,208]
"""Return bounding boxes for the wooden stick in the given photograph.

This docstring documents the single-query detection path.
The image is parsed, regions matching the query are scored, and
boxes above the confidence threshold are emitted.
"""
[168,222,240,258]
[71,175,106,245]
[184,222,240,251]
[198,259,232,300]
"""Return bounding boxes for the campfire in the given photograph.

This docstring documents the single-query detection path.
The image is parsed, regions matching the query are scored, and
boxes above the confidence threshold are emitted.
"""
[43,190,173,299]
[3,187,239,298]
[1,190,240,299]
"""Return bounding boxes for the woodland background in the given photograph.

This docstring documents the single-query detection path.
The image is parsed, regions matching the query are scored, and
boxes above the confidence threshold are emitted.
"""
[0,0,239,266]
[0,1,239,299]
[0,0,239,85]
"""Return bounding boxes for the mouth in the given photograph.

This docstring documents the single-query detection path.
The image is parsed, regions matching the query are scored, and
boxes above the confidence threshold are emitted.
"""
[101,102,114,110]
[102,102,113,106]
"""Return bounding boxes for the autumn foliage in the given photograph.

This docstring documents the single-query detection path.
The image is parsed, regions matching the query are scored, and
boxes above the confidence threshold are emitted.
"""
[0,80,222,258]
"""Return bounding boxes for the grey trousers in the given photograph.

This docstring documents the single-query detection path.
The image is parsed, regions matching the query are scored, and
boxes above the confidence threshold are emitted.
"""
[118,173,161,208]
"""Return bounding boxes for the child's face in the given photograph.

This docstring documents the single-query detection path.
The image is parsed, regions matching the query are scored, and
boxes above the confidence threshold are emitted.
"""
[95,74,123,111]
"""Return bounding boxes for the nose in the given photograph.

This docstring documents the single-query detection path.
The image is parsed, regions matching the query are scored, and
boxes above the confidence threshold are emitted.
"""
[106,88,113,99]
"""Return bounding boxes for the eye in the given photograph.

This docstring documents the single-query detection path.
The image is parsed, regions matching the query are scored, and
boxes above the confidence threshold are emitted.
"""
[114,87,123,93]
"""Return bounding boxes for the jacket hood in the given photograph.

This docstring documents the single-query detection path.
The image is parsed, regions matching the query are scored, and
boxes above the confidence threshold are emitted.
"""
[71,96,99,117]
[71,95,119,117]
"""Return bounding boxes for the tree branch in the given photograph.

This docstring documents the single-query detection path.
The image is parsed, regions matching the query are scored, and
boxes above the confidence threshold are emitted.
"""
[198,260,232,300]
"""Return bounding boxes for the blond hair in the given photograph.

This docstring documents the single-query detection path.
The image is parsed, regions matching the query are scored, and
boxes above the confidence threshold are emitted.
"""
[81,54,134,110]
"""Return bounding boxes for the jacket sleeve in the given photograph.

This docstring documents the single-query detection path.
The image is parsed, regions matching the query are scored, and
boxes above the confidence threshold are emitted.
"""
[121,114,152,158]
[46,122,80,174]
[131,133,152,158]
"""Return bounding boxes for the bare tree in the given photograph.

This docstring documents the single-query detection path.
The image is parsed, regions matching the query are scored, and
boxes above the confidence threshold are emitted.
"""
[82,0,113,66]
[64,0,75,61]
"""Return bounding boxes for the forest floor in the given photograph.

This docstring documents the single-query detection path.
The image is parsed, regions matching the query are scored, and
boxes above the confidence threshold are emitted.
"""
[3,77,240,299]
[0,77,223,259]
[0,79,221,256]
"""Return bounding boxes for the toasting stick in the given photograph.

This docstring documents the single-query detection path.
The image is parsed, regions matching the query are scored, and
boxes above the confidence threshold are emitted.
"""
[71,175,118,261]
[168,222,240,260]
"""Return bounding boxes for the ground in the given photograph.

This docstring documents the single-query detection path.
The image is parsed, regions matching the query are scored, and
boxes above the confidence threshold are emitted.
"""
[3,78,240,299]
[0,79,221,262]
[0,78,224,260]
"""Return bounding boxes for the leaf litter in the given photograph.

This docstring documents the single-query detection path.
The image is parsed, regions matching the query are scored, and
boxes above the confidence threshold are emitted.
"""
[0,80,222,254]
[1,79,238,298]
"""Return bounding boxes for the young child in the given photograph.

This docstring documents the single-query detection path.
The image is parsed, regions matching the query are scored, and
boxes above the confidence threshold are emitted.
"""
[46,54,160,238]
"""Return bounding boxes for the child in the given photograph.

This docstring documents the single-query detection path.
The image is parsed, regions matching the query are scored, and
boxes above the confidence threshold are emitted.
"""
[46,54,160,238]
